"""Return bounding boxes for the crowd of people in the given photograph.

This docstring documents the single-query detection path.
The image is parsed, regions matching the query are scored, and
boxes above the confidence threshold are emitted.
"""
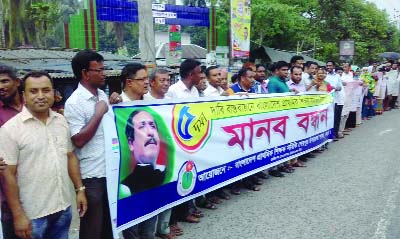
[0,49,398,239]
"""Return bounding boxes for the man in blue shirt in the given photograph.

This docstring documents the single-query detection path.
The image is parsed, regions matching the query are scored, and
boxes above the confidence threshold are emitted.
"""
[226,68,256,95]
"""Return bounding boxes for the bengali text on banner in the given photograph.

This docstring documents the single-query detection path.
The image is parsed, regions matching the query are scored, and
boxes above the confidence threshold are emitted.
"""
[103,93,334,237]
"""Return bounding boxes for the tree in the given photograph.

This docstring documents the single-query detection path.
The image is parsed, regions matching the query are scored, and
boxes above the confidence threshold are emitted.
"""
[26,2,60,48]
[0,0,5,47]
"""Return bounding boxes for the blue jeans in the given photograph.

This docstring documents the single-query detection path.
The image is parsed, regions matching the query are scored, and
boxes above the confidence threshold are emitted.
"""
[31,206,72,239]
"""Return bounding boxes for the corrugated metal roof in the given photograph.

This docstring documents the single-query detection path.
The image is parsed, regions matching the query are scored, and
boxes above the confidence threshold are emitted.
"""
[0,49,135,78]
[256,47,326,66]
[133,43,207,59]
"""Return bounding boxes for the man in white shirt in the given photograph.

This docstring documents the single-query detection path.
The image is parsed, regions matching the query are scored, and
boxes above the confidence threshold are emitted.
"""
[325,61,344,140]
[168,59,202,227]
[118,63,161,239]
[387,62,399,109]
[64,50,112,239]
[302,61,318,86]
[120,63,149,102]
[166,59,202,99]
[339,63,354,137]
[144,68,171,100]
[203,66,224,97]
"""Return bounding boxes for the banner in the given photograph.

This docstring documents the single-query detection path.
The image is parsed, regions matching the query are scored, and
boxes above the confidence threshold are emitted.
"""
[104,93,334,237]
[231,0,251,58]
[339,40,355,56]
[166,25,182,67]
[343,81,363,114]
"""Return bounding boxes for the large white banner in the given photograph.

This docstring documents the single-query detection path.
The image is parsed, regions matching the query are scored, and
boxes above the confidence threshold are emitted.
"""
[103,93,334,237]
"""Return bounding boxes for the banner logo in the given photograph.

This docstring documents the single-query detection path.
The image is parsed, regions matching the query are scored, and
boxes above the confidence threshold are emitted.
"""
[172,105,211,152]
[177,161,197,196]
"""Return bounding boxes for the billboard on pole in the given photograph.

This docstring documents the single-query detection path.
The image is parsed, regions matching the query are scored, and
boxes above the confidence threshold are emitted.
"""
[231,0,251,58]
[339,40,355,56]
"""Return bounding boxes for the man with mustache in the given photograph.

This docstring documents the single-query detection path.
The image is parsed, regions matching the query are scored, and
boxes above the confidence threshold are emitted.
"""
[122,109,163,193]
[119,63,164,239]
[0,64,22,239]
[1,71,87,239]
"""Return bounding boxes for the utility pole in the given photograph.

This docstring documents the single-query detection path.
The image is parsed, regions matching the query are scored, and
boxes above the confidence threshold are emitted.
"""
[138,0,156,66]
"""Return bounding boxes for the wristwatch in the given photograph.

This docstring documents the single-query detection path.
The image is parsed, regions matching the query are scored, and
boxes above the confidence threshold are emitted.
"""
[75,185,86,193]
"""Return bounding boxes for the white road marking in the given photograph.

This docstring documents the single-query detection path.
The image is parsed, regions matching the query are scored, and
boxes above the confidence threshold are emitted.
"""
[378,129,393,136]
[372,174,400,239]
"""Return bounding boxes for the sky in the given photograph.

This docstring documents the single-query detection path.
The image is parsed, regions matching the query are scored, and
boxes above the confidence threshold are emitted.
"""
[366,0,400,20]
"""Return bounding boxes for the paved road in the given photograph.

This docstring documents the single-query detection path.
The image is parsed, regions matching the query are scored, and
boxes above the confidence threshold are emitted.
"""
[70,110,400,239]
[178,110,400,239]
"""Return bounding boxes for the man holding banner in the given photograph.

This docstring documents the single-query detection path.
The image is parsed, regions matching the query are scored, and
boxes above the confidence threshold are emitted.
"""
[64,50,113,239]
[118,63,162,239]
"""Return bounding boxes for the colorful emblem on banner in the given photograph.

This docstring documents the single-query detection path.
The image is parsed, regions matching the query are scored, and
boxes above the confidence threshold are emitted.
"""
[172,105,211,152]
[177,161,197,196]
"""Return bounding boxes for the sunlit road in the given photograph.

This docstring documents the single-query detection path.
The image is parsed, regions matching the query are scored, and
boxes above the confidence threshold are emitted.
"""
[178,110,400,239]
[69,110,400,239]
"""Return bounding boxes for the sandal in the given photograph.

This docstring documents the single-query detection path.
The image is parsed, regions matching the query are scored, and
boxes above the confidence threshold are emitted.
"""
[230,188,241,195]
[204,201,217,210]
[252,176,263,185]
[280,166,294,173]
[208,196,222,204]
[184,214,200,223]
[292,162,306,167]
[244,183,261,191]
[192,209,204,217]
[216,190,231,200]
[170,224,183,236]
[156,232,176,239]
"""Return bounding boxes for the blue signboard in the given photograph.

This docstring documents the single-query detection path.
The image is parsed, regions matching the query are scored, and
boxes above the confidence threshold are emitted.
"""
[96,0,210,27]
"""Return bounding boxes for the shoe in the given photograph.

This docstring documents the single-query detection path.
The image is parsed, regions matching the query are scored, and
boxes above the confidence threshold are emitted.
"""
[252,176,263,185]
[333,137,339,141]
[256,171,269,179]
[230,188,241,195]
[244,183,261,191]
[298,157,308,162]
[156,232,177,239]
[269,169,285,177]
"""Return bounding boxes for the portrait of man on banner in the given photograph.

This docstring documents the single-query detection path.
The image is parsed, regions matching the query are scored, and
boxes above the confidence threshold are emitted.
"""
[115,107,175,199]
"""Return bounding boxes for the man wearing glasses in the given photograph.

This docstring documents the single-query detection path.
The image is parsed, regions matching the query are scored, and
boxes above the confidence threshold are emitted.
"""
[120,63,149,102]
[64,49,113,239]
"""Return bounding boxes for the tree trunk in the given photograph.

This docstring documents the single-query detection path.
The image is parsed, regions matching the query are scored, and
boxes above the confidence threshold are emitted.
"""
[8,0,25,48]
[0,0,5,47]
[114,22,124,48]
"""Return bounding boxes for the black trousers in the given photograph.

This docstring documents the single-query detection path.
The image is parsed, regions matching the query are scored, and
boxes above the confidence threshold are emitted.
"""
[80,178,113,239]
[345,111,357,128]
[334,104,343,137]
[390,96,398,108]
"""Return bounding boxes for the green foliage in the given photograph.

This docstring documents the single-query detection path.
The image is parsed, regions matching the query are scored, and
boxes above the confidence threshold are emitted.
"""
[1,0,399,64]
[245,0,400,65]
[98,22,139,56]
